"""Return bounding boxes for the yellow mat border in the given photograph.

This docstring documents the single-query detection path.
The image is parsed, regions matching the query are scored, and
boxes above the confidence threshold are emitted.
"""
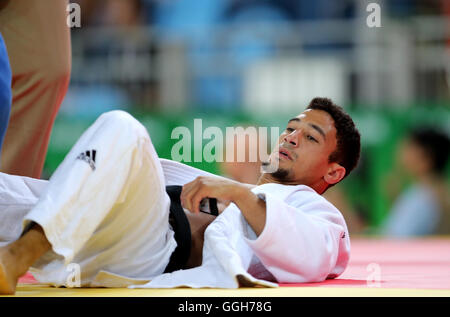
[6,284,449,297]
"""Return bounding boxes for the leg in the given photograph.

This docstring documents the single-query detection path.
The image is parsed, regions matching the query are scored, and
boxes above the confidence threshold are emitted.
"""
[0,111,176,293]
[0,0,71,178]
[0,224,50,294]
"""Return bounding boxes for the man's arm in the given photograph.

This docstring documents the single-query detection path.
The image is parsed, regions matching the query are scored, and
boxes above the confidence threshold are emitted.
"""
[180,176,266,236]
[231,188,266,236]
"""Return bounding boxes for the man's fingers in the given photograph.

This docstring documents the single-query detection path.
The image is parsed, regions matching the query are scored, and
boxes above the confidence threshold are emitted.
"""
[191,189,205,214]
[189,180,210,214]
[181,176,216,213]
[182,179,204,213]
[180,180,197,209]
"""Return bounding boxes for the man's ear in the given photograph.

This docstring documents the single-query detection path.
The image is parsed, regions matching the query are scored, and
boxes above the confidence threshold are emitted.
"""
[324,162,346,185]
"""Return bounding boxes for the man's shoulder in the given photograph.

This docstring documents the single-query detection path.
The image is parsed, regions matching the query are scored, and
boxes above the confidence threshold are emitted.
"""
[254,183,340,213]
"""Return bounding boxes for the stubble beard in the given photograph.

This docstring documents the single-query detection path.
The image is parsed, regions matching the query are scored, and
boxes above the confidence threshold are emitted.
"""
[270,168,291,182]
[261,160,291,182]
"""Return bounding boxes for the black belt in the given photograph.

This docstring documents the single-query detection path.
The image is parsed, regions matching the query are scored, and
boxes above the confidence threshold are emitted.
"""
[164,185,192,273]
[163,185,219,273]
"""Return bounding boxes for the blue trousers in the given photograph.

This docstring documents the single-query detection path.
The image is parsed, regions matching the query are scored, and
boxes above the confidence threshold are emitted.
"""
[0,32,11,158]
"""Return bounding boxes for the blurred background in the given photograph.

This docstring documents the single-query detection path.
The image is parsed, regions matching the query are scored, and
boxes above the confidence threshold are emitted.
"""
[44,0,449,237]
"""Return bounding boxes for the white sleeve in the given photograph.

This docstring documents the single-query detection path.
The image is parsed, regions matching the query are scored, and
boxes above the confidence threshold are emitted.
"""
[244,190,350,283]
[159,158,230,186]
[0,173,48,244]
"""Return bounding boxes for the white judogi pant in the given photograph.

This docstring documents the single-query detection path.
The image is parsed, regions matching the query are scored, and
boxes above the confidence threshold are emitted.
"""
[23,111,177,287]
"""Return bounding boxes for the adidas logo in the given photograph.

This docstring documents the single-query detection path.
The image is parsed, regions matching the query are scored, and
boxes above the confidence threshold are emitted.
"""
[76,149,97,171]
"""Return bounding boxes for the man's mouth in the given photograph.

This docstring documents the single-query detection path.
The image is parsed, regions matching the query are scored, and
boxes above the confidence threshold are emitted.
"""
[279,148,293,160]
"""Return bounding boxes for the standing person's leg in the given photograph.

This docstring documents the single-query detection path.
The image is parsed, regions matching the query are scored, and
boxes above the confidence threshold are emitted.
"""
[0,111,177,294]
[0,0,71,178]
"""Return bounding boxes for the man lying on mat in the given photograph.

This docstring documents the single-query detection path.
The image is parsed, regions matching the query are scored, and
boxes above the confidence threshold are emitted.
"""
[0,97,360,294]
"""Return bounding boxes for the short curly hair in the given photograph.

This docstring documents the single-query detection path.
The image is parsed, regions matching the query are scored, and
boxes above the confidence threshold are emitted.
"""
[409,127,450,175]
[307,97,361,180]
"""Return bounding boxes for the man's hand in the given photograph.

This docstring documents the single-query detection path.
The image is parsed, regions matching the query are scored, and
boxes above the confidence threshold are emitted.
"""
[181,176,266,236]
[180,176,241,214]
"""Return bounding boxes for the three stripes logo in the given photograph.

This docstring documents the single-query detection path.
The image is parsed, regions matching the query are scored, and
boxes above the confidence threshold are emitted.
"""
[76,149,97,171]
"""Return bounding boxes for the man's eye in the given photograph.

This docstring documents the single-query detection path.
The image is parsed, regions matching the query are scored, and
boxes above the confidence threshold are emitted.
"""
[307,135,318,142]
[285,127,294,133]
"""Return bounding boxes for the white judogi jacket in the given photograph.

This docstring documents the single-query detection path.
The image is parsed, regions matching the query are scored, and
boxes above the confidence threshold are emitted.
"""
[137,159,350,288]
[0,159,350,289]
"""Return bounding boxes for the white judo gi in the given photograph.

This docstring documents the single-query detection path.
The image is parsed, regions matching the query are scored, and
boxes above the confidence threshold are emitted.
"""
[0,110,351,288]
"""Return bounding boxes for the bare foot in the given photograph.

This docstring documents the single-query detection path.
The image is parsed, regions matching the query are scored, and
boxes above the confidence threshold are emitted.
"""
[0,248,19,295]
[0,225,51,295]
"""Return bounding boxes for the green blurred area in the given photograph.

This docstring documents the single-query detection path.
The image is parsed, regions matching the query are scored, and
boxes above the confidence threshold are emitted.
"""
[43,104,450,230]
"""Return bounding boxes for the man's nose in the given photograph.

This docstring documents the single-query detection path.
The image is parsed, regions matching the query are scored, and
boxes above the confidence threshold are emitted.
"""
[284,130,300,147]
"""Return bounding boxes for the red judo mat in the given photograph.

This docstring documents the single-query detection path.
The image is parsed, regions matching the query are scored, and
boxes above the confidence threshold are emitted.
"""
[280,237,450,290]
[19,238,450,290]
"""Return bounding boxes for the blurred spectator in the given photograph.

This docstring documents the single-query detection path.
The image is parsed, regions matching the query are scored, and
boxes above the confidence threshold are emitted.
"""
[381,128,450,237]
[73,0,149,27]
[387,0,442,17]
[65,0,152,116]
[93,0,145,27]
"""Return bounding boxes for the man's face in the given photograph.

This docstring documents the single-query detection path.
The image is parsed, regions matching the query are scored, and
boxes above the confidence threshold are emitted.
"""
[266,109,338,187]
[397,139,432,177]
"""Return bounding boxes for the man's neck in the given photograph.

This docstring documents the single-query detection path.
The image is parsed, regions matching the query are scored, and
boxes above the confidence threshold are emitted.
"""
[257,174,277,186]
[256,174,296,186]
[256,174,326,194]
